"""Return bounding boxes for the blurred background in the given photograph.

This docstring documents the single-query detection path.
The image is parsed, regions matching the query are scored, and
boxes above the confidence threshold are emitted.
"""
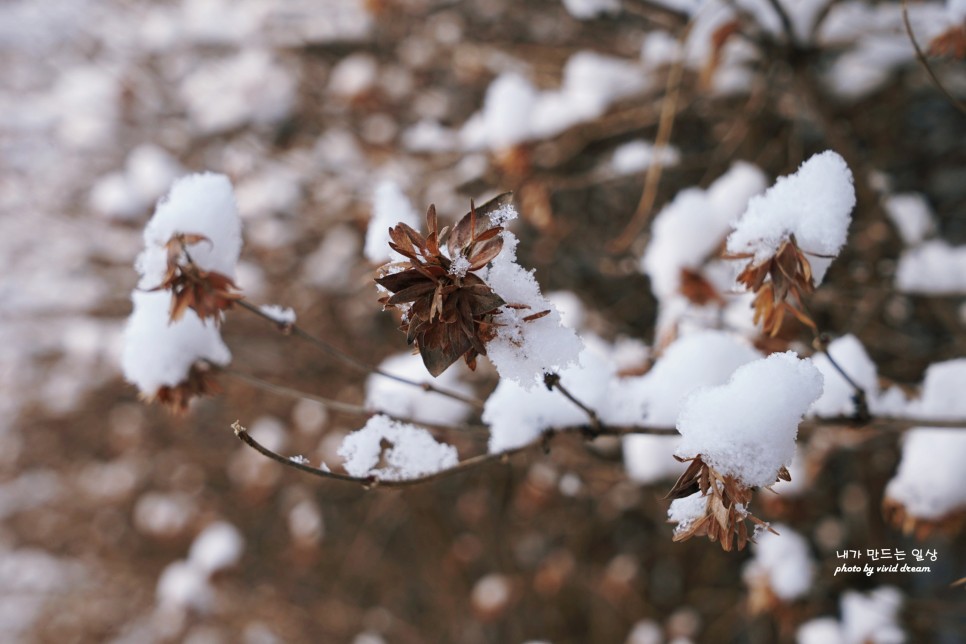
[1,0,964,642]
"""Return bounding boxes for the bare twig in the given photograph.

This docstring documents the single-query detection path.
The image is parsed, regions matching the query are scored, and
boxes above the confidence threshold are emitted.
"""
[220,367,488,433]
[235,298,486,409]
[609,21,692,253]
[232,420,535,489]
[543,372,605,437]
[812,333,872,423]
[763,0,797,46]
[901,0,966,116]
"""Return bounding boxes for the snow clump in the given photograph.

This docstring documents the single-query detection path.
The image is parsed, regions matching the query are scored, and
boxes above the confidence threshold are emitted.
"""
[675,351,824,488]
[338,415,459,481]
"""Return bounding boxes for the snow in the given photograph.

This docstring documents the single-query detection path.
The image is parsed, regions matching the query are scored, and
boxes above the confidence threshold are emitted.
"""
[122,173,241,399]
[484,341,614,453]
[179,50,296,135]
[156,560,213,612]
[258,305,296,325]
[611,140,681,175]
[367,186,416,269]
[743,523,813,600]
[136,172,242,287]
[462,52,649,149]
[883,194,934,246]
[481,205,583,385]
[675,351,824,488]
[188,521,244,574]
[884,428,966,520]
[668,491,710,533]
[328,53,379,99]
[908,358,966,421]
[90,145,183,221]
[122,291,232,397]
[810,335,879,417]
[841,587,905,644]
[797,618,845,644]
[471,574,511,613]
[727,151,856,283]
[338,415,459,481]
[895,241,966,295]
[365,352,474,426]
[642,162,767,300]
[610,330,762,426]
[616,331,760,484]
[561,0,620,20]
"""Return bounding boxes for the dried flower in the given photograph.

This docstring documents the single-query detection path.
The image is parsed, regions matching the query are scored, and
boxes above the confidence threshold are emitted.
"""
[665,455,781,551]
[376,194,514,376]
[929,26,966,59]
[882,497,966,541]
[729,235,819,337]
[149,233,242,324]
[147,361,222,414]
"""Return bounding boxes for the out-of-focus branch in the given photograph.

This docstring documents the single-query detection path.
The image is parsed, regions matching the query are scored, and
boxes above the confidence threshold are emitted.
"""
[609,21,692,253]
[235,298,486,409]
[220,367,488,433]
[901,0,966,116]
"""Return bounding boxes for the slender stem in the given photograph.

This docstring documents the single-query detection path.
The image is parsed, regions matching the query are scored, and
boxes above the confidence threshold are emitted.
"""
[235,298,486,409]
[231,413,964,489]
[232,420,535,489]
[901,0,966,116]
[543,372,605,437]
[609,20,691,253]
[763,0,796,46]
[220,367,488,433]
[812,333,871,422]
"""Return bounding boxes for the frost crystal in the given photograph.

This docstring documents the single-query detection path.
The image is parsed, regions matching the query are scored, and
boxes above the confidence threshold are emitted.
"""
[338,415,459,481]
[727,150,855,283]
[675,351,823,488]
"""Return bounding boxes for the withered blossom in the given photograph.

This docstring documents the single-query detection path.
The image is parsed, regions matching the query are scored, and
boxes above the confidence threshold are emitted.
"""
[147,362,222,414]
[666,455,783,552]
[728,235,820,337]
[150,233,242,324]
[375,193,514,377]
[882,497,966,541]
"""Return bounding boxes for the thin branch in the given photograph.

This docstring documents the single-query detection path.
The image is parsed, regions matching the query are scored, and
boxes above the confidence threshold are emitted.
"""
[609,20,692,253]
[543,372,604,437]
[901,0,966,116]
[219,367,489,433]
[235,298,486,410]
[756,0,798,46]
[232,420,535,489]
[812,333,871,423]
[231,413,964,489]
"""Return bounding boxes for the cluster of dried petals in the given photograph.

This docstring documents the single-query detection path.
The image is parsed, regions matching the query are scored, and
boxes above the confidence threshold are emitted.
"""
[150,233,242,324]
[729,236,818,337]
[375,194,515,376]
[148,362,222,414]
[666,455,781,552]
[881,497,966,541]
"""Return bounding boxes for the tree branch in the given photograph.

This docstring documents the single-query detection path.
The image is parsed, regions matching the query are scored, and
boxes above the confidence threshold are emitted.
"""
[220,367,488,434]
[231,420,536,489]
[901,0,966,116]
